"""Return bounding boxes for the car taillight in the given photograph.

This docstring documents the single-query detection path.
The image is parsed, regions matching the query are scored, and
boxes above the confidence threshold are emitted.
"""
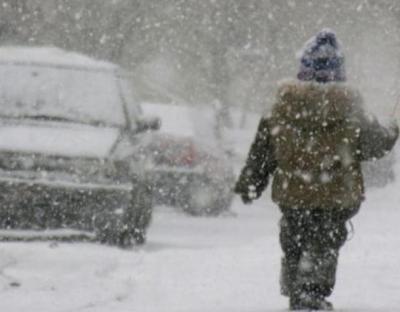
[178,142,197,166]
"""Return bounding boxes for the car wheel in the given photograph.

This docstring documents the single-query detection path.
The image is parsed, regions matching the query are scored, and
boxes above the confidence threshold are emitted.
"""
[93,213,147,248]
[92,182,153,247]
[128,180,154,245]
[93,215,130,247]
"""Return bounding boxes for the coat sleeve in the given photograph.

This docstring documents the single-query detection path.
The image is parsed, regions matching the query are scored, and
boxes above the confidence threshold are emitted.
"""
[357,113,399,161]
[234,117,277,202]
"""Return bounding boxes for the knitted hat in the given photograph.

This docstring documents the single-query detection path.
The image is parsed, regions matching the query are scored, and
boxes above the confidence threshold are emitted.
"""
[297,29,346,83]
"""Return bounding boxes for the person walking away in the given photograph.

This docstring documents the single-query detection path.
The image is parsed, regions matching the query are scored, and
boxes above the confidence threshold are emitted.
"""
[234,29,399,311]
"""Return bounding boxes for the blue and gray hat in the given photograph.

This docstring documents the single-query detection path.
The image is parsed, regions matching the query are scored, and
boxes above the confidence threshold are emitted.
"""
[297,29,346,83]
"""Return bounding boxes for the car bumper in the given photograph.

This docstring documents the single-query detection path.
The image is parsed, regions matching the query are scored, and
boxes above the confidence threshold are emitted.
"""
[0,170,133,231]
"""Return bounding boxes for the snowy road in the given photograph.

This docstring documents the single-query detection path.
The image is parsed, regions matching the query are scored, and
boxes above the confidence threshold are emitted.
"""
[0,185,399,311]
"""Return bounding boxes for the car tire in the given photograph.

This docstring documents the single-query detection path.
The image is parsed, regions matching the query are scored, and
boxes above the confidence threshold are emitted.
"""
[93,213,148,248]
[92,181,153,247]
[127,179,154,245]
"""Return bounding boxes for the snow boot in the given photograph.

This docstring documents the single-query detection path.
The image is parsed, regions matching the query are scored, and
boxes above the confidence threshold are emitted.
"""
[289,293,333,311]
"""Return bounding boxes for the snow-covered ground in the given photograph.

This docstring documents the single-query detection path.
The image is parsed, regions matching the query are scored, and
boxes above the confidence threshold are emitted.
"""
[0,164,399,311]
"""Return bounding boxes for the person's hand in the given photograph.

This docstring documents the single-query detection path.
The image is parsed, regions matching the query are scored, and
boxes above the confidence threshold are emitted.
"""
[234,182,253,205]
[234,185,258,205]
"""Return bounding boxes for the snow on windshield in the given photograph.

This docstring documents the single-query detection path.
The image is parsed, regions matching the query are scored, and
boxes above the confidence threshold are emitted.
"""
[0,64,125,126]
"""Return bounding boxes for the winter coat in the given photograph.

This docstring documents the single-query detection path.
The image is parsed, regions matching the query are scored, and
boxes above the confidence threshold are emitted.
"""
[235,80,398,212]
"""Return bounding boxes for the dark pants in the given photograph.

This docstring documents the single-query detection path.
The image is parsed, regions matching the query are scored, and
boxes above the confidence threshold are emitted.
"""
[279,206,356,299]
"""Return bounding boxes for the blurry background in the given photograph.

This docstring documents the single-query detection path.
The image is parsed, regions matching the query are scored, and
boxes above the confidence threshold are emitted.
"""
[1,0,400,135]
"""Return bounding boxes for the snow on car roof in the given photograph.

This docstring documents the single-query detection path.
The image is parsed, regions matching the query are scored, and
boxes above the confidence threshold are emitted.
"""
[142,102,196,137]
[0,46,117,71]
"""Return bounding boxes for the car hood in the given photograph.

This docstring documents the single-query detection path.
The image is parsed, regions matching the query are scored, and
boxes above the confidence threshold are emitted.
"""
[0,122,120,158]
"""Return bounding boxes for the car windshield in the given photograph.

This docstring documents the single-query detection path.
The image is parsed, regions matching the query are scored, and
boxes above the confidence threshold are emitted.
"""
[0,63,126,127]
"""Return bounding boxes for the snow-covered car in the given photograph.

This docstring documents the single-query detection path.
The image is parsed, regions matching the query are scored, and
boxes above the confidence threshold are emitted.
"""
[138,133,235,216]
[0,47,159,246]
[141,103,235,216]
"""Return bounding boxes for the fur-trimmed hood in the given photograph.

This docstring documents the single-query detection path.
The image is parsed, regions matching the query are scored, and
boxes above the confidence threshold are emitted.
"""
[271,79,363,129]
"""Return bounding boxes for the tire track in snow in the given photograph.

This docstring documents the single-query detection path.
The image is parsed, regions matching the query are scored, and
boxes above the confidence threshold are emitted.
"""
[61,251,144,312]
[60,276,135,312]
